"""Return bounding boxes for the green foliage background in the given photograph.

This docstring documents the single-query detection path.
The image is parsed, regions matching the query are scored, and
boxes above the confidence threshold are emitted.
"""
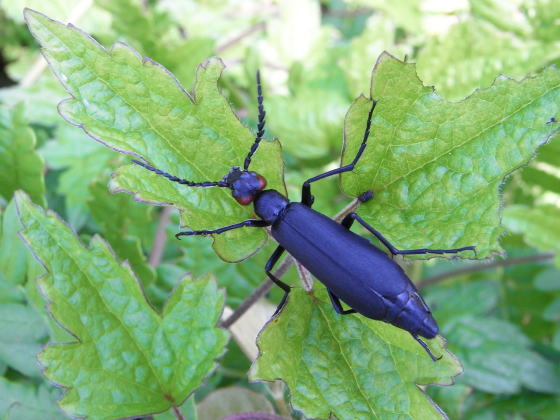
[0,0,559,419]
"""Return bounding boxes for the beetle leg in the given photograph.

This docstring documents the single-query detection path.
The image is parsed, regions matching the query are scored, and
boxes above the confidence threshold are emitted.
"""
[265,245,292,314]
[328,290,356,315]
[347,213,476,256]
[301,100,377,207]
[175,219,268,239]
[410,333,442,362]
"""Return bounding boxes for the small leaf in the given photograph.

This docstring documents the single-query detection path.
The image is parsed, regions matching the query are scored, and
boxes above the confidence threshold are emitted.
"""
[251,287,461,419]
[0,378,63,420]
[416,20,559,101]
[0,103,45,206]
[97,0,215,89]
[25,9,285,262]
[87,181,155,286]
[0,200,29,302]
[444,316,560,394]
[15,191,229,419]
[197,387,275,420]
[503,205,560,266]
[40,124,115,229]
[342,53,560,259]
[0,303,48,377]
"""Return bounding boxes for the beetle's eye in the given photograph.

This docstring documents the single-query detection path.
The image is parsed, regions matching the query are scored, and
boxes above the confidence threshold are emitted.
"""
[256,174,267,190]
[235,195,254,205]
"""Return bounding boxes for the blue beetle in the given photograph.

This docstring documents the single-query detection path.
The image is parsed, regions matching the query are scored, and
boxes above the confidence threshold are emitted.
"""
[133,72,475,360]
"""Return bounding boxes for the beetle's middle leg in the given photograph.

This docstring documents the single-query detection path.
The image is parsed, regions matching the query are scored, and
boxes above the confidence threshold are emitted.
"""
[301,99,377,206]
[265,245,292,314]
[341,213,476,256]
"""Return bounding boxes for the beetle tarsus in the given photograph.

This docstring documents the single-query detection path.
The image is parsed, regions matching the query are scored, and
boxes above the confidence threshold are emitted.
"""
[358,190,374,203]
[328,290,357,315]
[411,333,441,362]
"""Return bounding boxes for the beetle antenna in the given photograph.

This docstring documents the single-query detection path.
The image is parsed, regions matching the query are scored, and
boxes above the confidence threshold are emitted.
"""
[243,70,266,171]
[410,333,442,362]
[132,160,230,188]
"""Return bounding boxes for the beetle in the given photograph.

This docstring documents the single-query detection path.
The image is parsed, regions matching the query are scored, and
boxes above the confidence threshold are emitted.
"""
[132,71,475,360]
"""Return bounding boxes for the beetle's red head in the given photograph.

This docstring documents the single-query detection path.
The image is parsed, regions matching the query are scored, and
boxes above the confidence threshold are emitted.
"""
[224,167,267,205]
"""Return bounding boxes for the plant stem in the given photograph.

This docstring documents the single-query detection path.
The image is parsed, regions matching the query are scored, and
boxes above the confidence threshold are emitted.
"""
[418,252,555,288]
[222,412,290,420]
[172,406,185,420]
[148,207,172,267]
[219,255,294,329]
[216,22,266,54]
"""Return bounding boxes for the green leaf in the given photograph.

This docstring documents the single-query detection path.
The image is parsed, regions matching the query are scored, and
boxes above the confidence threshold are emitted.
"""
[543,298,560,322]
[346,0,424,33]
[340,15,409,97]
[15,191,229,418]
[527,0,560,43]
[40,121,116,230]
[443,316,560,394]
[469,0,532,36]
[251,286,461,419]
[97,0,215,89]
[87,181,155,286]
[503,205,560,266]
[535,267,560,291]
[0,303,48,377]
[416,20,559,100]
[266,54,351,161]
[25,9,285,262]
[0,103,45,206]
[342,53,560,259]
[197,387,274,420]
[0,200,28,302]
[0,378,63,420]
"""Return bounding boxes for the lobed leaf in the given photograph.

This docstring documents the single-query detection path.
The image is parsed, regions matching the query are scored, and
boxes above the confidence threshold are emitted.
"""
[25,9,285,262]
[503,204,560,266]
[416,20,559,101]
[97,0,215,89]
[443,316,560,394]
[0,103,45,206]
[0,378,63,420]
[0,303,48,378]
[0,200,29,302]
[252,287,461,419]
[40,124,115,229]
[15,191,229,419]
[342,53,560,259]
[87,181,155,288]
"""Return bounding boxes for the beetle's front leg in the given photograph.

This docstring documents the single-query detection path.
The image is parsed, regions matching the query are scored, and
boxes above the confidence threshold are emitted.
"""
[175,219,268,239]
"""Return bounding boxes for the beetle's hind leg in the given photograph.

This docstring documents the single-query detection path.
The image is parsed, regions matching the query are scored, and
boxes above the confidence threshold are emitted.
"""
[342,213,476,257]
[328,290,356,315]
[265,245,292,315]
[301,99,377,207]
[411,333,442,362]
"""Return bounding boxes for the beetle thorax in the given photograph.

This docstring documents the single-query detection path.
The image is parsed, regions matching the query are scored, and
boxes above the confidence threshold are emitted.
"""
[254,190,289,224]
